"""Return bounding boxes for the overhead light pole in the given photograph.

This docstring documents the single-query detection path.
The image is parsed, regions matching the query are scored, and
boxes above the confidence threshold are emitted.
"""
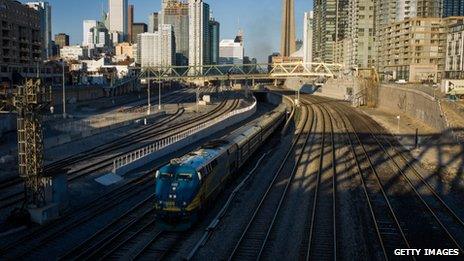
[147,69,151,115]
[158,78,162,110]
[61,59,66,119]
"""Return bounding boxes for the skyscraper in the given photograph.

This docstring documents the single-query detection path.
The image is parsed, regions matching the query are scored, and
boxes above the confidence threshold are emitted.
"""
[219,33,244,65]
[161,0,190,65]
[443,0,464,17]
[137,25,175,67]
[416,0,442,18]
[281,0,296,57]
[148,13,159,33]
[108,0,128,42]
[209,18,220,65]
[188,0,211,68]
[303,11,313,63]
[128,4,134,43]
[313,0,348,63]
[83,20,98,46]
[26,2,52,60]
[346,0,375,68]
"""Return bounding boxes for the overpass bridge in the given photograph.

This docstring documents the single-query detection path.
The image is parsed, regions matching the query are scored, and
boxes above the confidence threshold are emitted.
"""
[136,62,344,82]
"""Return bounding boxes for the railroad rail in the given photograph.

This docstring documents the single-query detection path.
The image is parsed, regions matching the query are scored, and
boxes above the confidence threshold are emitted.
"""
[228,102,314,260]
[0,93,238,211]
[0,96,242,259]
[303,101,337,261]
[307,95,464,258]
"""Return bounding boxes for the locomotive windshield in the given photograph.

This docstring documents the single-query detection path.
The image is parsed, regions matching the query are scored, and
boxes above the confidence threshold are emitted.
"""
[177,173,193,181]
[157,171,173,179]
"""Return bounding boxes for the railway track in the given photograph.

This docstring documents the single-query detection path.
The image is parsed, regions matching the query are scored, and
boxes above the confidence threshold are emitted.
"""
[0,95,238,211]
[0,87,207,192]
[228,103,314,260]
[353,112,464,251]
[132,231,182,261]
[302,101,337,261]
[308,95,464,258]
[327,101,411,260]
[58,194,155,260]
[0,96,244,259]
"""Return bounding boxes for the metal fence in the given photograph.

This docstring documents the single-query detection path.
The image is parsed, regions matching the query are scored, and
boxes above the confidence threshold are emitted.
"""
[113,98,257,172]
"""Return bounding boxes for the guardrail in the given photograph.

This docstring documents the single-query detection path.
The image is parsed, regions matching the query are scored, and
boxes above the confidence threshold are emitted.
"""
[112,98,257,173]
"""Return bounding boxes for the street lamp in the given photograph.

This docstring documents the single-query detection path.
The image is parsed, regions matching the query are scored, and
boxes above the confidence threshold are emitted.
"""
[158,78,162,110]
[61,59,66,119]
[396,115,401,134]
[147,69,151,115]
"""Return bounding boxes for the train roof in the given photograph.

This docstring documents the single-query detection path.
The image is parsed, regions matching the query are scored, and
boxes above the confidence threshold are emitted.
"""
[169,140,229,171]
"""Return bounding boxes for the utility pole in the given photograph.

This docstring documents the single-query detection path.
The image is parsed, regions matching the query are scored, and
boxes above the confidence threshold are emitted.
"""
[196,85,199,113]
[158,79,162,110]
[62,60,66,119]
[147,70,151,115]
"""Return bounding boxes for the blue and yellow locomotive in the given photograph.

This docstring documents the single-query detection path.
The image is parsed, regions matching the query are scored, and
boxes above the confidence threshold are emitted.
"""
[154,104,286,230]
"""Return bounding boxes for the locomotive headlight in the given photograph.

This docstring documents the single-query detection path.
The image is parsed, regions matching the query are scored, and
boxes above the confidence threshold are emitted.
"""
[169,195,173,199]
[173,195,177,199]
[183,202,187,206]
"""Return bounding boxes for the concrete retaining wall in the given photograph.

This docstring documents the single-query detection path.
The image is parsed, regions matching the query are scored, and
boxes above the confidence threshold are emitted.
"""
[51,86,105,106]
[378,84,447,131]
[44,112,165,149]
[114,104,257,176]
[315,77,356,100]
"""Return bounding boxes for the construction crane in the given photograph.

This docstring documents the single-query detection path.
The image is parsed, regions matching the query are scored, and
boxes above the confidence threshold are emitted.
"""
[1,79,51,209]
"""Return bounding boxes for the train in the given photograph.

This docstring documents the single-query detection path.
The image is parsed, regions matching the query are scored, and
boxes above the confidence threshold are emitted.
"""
[154,103,287,230]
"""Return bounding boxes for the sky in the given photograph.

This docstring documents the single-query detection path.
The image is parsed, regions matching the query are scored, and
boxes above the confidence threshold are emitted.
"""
[23,0,314,62]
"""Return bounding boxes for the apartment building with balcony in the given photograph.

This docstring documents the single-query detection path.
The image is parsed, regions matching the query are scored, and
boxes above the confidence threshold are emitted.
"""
[0,0,42,83]
[445,22,464,79]
[378,17,464,83]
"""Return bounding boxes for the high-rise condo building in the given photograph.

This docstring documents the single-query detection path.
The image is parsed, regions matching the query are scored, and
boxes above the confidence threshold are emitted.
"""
[209,18,220,65]
[378,17,464,83]
[128,4,134,43]
[26,2,52,60]
[374,0,443,69]
[188,0,211,68]
[303,11,313,63]
[108,0,128,42]
[346,0,375,68]
[161,0,190,65]
[0,0,41,81]
[281,0,296,57]
[137,25,176,67]
[313,0,349,63]
[416,0,442,18]
[443,0,464,17]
